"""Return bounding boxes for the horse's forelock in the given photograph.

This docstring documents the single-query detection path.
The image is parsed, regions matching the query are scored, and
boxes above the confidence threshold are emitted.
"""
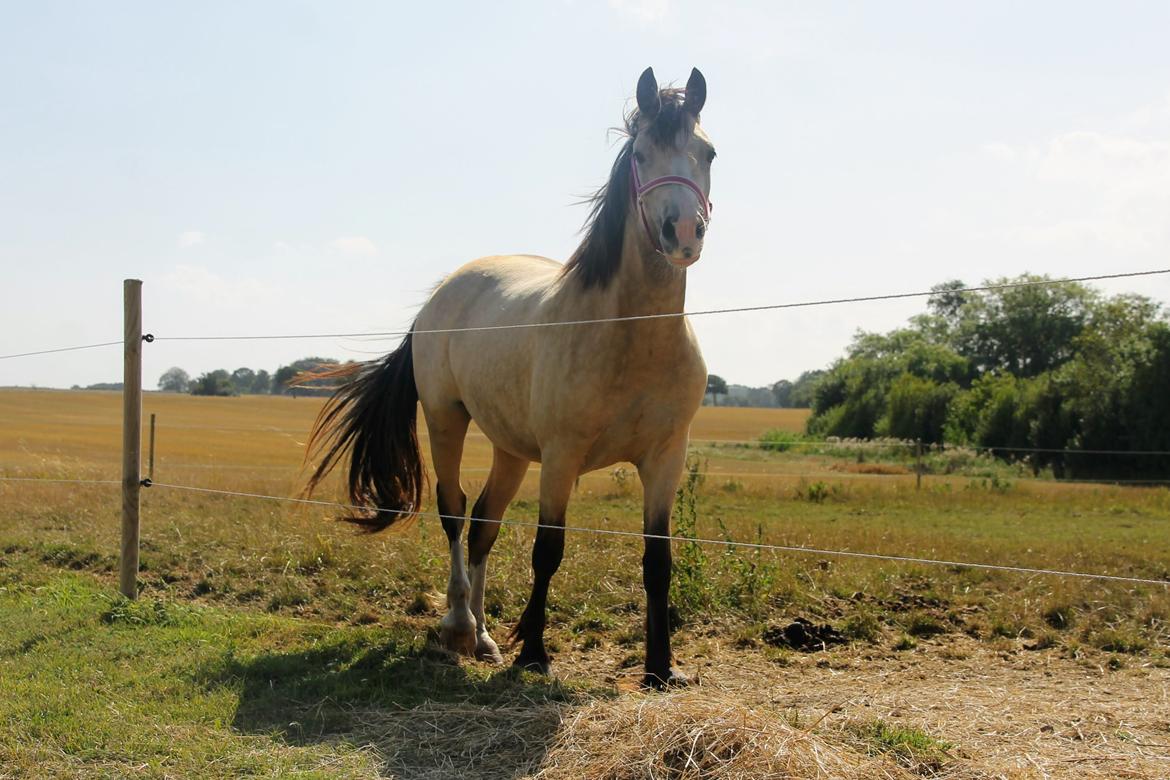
[625,87,692,146]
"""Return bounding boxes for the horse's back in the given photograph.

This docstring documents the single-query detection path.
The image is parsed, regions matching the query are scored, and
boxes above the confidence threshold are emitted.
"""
[412,254,564,461]
[417,255,561,328]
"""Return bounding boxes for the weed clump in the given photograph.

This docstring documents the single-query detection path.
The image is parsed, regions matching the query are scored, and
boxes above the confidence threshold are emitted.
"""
[849,719,953,773]
[840,611,882,643]
[794,479,832,503]
[1092,628,1147,654]
[102,598,196,627]
[670,456,711,617]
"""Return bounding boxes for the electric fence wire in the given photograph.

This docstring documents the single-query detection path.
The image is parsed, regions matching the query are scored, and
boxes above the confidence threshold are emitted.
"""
[141,480,1170,587]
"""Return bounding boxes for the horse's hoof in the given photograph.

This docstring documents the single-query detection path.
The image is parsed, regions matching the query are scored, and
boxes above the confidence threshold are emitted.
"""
[475,632,505,664]
[512,652,552,676]
[438,623,477,656]
[642,668,690,690]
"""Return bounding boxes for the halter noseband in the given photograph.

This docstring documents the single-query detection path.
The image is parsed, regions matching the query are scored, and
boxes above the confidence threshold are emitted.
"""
[630,155,712,255]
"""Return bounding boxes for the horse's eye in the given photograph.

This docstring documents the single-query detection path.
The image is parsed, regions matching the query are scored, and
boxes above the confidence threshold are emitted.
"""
[634,151,646,165]
[706,149,717,163]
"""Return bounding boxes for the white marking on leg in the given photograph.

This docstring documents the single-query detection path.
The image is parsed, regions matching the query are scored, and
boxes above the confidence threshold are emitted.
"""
[469,557,503,662]
[440,531,476,654]
[470,559,488,632]
[447,536,471,613]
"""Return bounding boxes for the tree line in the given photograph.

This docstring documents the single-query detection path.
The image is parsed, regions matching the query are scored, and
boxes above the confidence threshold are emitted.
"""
[157,357,344,397]
[704,370,823,408]
[803,274,1170,478]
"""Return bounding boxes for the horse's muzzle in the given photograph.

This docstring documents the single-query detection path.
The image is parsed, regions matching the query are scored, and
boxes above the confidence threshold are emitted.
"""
[662,214,705,267]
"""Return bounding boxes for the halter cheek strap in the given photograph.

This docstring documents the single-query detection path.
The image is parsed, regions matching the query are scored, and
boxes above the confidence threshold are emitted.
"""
[630,156,712,254]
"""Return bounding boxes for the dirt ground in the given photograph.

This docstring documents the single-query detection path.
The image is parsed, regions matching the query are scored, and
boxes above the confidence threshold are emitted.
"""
[690,638,1170,779]
[357,632,1170,780]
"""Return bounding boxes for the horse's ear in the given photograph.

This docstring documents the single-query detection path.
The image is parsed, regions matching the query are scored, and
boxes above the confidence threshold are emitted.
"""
[636,67,661,119]
[684,68,706,117]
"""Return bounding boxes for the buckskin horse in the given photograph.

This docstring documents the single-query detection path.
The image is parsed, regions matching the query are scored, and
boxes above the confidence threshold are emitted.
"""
[307,67,715,688]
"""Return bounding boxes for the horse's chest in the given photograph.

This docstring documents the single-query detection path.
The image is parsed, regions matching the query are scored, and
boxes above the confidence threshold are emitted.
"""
[581,345,705,462]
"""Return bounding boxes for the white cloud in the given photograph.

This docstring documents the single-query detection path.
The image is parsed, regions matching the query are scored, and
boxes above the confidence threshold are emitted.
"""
[979,105,1170,253]
[1121,91,1170,132]
[177,230,205,249]
[609,0,668,24]
[981,142,1017,162]
[330,236,379,256]
[159,264,282,311]
[1034,131,1169,185]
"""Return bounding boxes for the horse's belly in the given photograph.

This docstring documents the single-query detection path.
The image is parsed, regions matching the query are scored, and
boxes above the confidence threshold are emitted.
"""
[466,398,543,463]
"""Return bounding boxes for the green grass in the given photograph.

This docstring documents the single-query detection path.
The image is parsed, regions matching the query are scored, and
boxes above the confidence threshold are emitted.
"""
[851,719,953,773]
[3,472,1168,663]
[0,572,590,778]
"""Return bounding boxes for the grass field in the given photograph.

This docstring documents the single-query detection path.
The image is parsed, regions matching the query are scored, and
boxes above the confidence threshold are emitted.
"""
[2,388,1169,778]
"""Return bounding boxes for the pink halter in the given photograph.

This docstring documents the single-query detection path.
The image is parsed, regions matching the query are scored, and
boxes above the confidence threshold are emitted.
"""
[630,155,712,254]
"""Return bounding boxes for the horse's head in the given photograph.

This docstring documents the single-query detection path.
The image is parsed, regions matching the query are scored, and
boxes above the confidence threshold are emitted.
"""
[630,67,714,268]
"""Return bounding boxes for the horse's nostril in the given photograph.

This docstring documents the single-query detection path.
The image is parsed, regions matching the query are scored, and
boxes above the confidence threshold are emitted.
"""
[661,217,677,243]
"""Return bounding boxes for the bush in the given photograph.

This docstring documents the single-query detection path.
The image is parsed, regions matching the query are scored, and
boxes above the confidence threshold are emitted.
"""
[758,429,804,452]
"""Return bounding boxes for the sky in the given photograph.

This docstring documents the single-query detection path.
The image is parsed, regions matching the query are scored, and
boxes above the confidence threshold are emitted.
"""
[2,1,1169,389]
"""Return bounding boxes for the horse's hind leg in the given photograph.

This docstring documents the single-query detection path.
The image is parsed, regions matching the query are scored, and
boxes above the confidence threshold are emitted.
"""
[466,447,529,663]
[424,405,476,656]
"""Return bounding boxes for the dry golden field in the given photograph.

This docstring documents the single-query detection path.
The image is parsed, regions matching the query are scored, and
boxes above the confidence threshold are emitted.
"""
[1,388,810,485]
[2,388,1169,779]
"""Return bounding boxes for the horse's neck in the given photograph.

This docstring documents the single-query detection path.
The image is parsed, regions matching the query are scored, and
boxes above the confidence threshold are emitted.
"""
[612,219,688,319]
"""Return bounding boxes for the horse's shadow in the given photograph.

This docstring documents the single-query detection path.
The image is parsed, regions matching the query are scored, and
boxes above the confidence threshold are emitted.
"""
[199,628,597,779]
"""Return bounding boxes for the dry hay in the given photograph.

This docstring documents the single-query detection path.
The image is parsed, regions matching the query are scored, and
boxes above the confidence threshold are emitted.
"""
[346,637,1170,780]
[348,690,910,780]
[346,702,563,780]
[533,689,909,779]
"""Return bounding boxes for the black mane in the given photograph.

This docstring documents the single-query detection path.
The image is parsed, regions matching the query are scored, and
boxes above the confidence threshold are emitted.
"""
[563,88,691,289]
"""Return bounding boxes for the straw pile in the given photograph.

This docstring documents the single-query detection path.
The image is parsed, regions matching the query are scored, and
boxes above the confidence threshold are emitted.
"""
[532,689,907,780]
[349,689,910,779]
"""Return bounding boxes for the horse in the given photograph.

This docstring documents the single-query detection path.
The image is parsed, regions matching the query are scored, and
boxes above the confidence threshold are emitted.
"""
[306,67,716,689]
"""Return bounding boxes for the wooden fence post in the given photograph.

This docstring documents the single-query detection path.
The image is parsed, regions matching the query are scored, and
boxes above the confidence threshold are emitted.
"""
[915,439,923,491]
[121,279,143,599]
[148,413,156,481]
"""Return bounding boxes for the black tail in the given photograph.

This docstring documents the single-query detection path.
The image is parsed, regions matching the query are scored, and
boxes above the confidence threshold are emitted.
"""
[303,334,425,531]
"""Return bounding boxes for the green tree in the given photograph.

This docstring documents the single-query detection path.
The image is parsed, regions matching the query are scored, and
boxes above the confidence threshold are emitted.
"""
[954,276,1096,377]
[771,379,793,408]
[880,374,958,443]
[157,367,190,393]
[230,368,256,393]
[250,369,271,395]
[190,370,235,397]
[271,357,342,396]
[808,330,970,438]
[706,374,728,406]
[271,365,296,394]
[788,370,825,408]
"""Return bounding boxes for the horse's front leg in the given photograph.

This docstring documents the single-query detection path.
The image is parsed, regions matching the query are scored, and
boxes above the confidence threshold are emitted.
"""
[638,441,690,689]
[510,455,577,674]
